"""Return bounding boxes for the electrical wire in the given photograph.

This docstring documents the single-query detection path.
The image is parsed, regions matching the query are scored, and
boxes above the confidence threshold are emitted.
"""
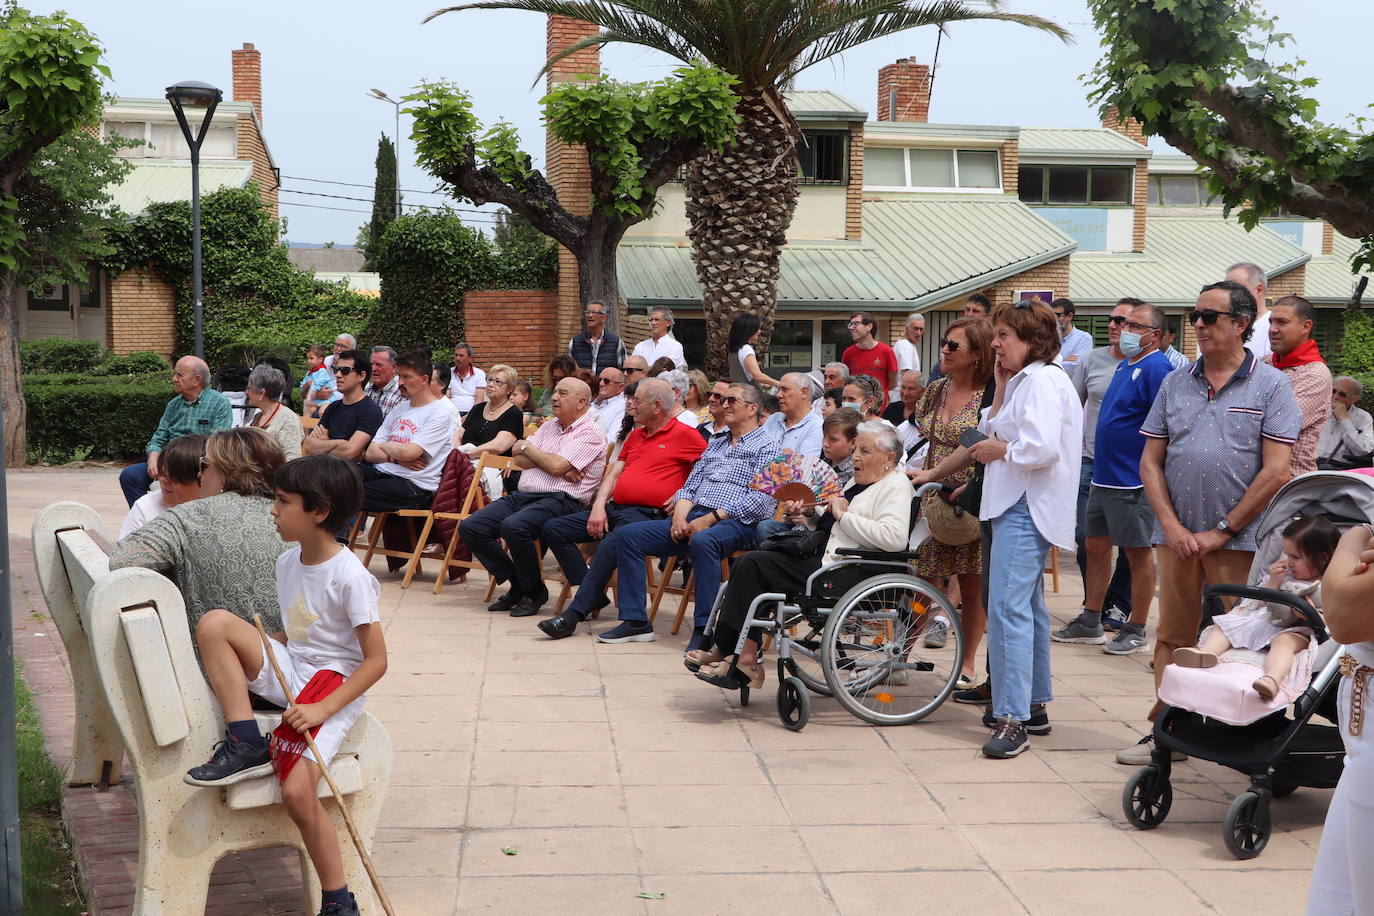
[279,185,503,219]
[278,198,497,222]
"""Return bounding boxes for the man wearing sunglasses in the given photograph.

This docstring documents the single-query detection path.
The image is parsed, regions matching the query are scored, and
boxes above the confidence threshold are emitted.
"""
[1318,377,1374,469]
[591,367,627,437]
[1261,295,1331,475]
[1119,280,1302,767]
[304,348,384,462]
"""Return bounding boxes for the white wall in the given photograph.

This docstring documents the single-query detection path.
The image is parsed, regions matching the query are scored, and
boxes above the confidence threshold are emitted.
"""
[623,183,848,240]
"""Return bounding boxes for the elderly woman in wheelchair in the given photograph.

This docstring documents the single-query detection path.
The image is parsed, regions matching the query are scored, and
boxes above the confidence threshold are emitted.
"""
[687,421,962,732]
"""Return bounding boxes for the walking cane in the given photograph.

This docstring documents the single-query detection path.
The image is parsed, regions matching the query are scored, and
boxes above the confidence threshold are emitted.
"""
[252,615,396,916]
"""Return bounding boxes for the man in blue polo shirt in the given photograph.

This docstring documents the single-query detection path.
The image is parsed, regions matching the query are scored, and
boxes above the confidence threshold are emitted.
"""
[1054,302,1174,656]
[1116,281,1301,766]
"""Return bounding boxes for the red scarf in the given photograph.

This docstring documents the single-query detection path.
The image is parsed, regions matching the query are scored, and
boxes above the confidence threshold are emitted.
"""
[1272,338,1324,369]
[271,669,345,783]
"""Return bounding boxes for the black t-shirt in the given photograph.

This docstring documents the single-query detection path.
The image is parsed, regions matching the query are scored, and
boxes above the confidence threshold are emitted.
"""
[460,402,524,453]
[320,396,384,442]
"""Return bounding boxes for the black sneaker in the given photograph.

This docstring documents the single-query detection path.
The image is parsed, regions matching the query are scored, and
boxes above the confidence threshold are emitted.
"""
[982,704,1051,735]
[596,620,656,643]
[982,717,1030,759]
[318,893,360,916]
[953,680,992,704]
[184,736,273,786]
[488,588,522,613]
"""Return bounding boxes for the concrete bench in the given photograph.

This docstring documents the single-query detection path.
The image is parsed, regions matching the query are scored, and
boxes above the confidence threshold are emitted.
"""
[33,501,393,915]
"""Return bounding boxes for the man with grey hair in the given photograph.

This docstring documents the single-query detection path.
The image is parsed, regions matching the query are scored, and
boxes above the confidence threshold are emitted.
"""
[119,355,232,506]
[632,306,686,369]
[366,345,404,416]
[326,332,356,369]
[1318,376,1374,469]
[659,368,700,427]
[538,378,708,639]
[763,372,823,456]
[1226,261,1271,359]
[891,313,924,402]
[882,369,926,457]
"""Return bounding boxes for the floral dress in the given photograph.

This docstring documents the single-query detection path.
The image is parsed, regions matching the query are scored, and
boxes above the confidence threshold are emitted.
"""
[912,377,986,580]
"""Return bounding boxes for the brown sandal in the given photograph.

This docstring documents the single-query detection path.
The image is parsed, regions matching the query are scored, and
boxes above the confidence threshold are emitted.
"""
[696,657,765,690]
[1253,675,1280,700]
[683,646,725,673]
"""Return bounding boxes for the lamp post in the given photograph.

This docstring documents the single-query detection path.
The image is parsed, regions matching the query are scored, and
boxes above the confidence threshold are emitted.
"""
[165,80,223,360]
[368,89,402,219]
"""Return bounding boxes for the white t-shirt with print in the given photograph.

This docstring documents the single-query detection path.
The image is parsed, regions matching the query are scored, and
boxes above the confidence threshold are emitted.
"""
[374,398,455,491]
[276,545,381,676]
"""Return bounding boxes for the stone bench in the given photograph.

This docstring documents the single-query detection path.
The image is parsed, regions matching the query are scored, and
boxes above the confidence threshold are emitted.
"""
[33,501,393,915]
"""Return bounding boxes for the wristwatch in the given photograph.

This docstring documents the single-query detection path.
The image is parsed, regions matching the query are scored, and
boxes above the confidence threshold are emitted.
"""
[517,442,528,455]
[1216,518,1234,537]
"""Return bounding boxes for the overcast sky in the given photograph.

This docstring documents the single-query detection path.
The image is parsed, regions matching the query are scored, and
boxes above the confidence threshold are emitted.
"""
[51,0,1369,245]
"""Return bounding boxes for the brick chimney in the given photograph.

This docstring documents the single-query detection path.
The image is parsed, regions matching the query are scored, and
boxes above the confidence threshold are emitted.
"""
[231,42,262,121]
[546,16,601,345]
[1102,107,1147,145]
[876,57,930,123]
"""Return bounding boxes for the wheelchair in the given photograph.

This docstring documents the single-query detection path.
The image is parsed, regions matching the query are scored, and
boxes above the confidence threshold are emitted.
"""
[701,484,965,731]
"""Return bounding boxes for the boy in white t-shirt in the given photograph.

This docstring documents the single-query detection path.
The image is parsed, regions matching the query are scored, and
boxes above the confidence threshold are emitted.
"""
[184,455,386,916]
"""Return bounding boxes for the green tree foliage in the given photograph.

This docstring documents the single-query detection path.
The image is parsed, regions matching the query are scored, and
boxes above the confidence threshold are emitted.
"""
[1088,0,1374,273]
[489,208,557,289]
[0,3,116,463]
[364,132,398,270]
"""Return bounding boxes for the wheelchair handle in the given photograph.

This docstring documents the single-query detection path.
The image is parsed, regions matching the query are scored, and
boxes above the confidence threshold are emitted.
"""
[914,482,955,498]
[1201,583,1327,642]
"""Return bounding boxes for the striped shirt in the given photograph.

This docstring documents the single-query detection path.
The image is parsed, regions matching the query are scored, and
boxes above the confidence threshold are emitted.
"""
[519,409,608,505]
[671,424,780,525]
[146,389,233,453]
[366,377,405,416]
[1262,355,1332,476]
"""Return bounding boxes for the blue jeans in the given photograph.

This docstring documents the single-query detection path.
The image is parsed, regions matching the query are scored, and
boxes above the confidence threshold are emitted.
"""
[987,495,1053,721]
[120,461,153,508]
[610,508,759,627]
[1075,457,1132,613]
[541,503,665,585]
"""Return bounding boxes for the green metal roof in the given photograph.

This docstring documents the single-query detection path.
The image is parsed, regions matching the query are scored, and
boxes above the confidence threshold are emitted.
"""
[784,90,866,121]
[1305,232,1372,304]
[1069,216,1309,306]
[619,195,1076,310]
[107,157,254,215]
[1018,127,1151,161]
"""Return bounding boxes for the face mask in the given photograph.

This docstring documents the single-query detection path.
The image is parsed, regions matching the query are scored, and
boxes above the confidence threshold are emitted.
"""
[1120,330,1152,358]
[842,401,864,412]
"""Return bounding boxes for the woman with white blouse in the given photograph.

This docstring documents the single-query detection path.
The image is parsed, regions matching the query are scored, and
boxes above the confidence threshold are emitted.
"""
[727,312,782,389]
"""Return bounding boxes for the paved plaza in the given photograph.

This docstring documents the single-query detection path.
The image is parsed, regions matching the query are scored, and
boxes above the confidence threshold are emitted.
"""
[10,467,1326,914]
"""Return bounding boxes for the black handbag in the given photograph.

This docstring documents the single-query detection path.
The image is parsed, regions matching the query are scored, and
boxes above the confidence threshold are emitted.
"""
[758,527,828,557]
[954,379,997,516]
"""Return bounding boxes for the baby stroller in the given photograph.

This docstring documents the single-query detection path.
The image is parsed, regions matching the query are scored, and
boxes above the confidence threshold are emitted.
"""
[215,364,252,428]
[701,482,965,731]
[1122,470,1374,859]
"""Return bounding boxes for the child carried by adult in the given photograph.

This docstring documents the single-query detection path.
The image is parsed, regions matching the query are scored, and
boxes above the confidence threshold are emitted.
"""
[1172,516,1339,702]
[183,454,387,916]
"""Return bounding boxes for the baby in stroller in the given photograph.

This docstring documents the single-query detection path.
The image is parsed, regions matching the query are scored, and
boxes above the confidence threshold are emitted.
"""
[1172,516,1339,702]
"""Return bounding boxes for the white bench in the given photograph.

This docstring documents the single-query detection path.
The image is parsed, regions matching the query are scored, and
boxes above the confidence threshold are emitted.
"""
[33,501,393,915]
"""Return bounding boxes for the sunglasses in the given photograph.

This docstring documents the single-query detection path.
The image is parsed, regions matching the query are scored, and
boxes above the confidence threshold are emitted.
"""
[1188,309,1236,326]
[1107,315,1128,326]
[719,395,745,406]
[598,377,620,385]
[1334,388,1354,398]
[625,367,646,374]
[332,366,357,375]
[940,339,963,352]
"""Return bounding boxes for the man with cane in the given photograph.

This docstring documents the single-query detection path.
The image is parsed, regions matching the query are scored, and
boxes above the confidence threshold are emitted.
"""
[183,456,390,916]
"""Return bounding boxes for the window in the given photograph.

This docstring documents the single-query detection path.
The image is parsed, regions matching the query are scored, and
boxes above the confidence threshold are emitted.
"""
[797,130,848,185]
[27,285,68,312]
[1146,174,1220,207]
[79,267,102,309]
[1019,165,1132,205]
[864,147,1002,191]
[764,320,815,372]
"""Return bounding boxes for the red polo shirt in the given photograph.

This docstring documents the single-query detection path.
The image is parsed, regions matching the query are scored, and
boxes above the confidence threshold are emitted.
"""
[842,342,898,392]
[612,420,707,508]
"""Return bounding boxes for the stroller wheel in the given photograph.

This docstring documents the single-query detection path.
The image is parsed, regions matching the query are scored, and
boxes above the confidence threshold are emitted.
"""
[1122,765,1172,829]
[1223,791,1271,859]
[776,677,811,732]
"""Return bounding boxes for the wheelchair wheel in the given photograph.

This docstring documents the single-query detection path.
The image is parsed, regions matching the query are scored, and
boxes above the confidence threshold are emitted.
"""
[820,573,962,725]
[1223,791,1270,859]
[1122,766,1172,829]
[776,677,810,731]
[784,616,833,697]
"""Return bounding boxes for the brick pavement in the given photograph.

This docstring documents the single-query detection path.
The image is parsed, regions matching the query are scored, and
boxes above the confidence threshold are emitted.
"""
[11,468,1326,915]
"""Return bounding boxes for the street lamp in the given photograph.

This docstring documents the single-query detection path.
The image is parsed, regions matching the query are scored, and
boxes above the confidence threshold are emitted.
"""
[165,80,223,360]
[368,89,402,219]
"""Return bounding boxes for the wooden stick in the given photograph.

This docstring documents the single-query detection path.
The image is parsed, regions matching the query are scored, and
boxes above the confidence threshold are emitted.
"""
[252,615,395,916]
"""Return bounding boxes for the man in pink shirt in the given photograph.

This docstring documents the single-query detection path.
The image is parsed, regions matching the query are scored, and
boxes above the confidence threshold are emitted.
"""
[841,310,898,404]
[460,378,607,617]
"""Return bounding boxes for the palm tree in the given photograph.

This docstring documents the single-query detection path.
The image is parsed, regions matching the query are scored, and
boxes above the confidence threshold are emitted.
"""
[428,0,1069,377]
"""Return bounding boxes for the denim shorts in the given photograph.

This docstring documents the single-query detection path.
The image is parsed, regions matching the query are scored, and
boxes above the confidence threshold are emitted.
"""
[1084,485,1155,547]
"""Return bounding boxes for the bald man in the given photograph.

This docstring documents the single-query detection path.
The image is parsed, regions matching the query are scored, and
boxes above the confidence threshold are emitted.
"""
[461,376,609,617]
[120,355,233,506]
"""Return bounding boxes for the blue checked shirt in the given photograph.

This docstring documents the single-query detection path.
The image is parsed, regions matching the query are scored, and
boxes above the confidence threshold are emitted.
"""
[671,424,780,525]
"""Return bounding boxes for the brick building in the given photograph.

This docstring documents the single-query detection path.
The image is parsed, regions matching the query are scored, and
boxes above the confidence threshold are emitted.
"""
[19,43,278,359]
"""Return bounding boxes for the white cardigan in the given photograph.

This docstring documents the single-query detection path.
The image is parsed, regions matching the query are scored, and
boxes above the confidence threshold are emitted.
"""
[821,470,915,566]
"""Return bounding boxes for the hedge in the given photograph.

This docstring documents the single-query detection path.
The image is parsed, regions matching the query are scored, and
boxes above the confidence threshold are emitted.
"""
[25,372,171,460]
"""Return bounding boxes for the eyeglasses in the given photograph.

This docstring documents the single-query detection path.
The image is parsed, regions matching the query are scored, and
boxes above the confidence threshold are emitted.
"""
[940,339,962,352]
[1107,315,1128,326]
[332,366,357,375]
[598,377,620,386]
[1188,309,1236,326]
[846,321,866,329]
[1123,321,1159,334]
[584,309,606,317]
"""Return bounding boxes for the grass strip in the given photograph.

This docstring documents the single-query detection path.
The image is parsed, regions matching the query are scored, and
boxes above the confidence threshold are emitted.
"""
[16,669,83,914]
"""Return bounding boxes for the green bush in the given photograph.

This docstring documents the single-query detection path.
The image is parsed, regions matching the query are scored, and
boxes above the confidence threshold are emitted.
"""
[1341,310,1374,376]
[20,336,106,373]
[90,350,168,376]
[25,372,170,459]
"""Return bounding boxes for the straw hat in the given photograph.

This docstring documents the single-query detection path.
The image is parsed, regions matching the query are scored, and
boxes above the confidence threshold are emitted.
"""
[922,490,980,545]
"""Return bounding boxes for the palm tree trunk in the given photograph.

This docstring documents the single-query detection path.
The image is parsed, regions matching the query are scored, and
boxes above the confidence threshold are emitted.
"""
[684,89,798,380]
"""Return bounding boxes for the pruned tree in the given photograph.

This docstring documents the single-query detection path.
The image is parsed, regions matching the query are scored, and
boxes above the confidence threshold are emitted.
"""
[403,62,739,334]
[1088,0,1374,271]
[0,5,119,465]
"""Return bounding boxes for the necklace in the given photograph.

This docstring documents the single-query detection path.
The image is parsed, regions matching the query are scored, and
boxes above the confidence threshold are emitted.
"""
[254,402,282,428]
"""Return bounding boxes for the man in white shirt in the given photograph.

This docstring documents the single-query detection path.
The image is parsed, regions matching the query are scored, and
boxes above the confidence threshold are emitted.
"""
[1052,298,1094,378]
[762,373,822,457]
[449,343,487,414]
[324,333,355,370]
[358,351,455,510]
[1318,376,1374,469]
[1226,261,1271,359]
[890,313,924,402]
[631,307,687,369]
[592,367,627,437]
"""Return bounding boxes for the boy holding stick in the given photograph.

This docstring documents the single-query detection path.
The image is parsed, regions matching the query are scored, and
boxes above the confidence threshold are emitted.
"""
[185,455,387,916]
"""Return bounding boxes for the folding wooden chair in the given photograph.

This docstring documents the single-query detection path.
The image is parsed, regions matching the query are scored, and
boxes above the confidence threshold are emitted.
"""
[344,454,467,589]
[432,452,516,595]
[1044,546,1060,593]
